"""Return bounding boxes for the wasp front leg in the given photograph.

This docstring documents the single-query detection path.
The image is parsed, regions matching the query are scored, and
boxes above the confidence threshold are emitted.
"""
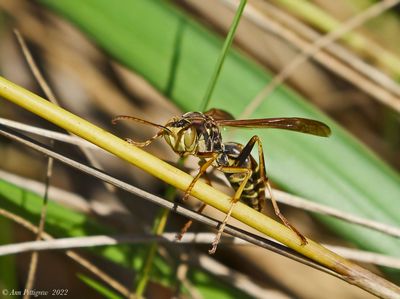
[176,154,217,240]
[182,153,218,201]
[237,135,307,246]
[177,155,212,240]
[209,165,252,254]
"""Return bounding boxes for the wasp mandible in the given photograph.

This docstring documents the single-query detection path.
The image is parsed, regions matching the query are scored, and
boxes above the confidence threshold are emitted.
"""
[112,108,331,253]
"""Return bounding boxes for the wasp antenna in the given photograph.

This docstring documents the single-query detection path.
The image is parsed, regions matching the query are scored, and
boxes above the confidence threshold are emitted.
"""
[112,115,171,134]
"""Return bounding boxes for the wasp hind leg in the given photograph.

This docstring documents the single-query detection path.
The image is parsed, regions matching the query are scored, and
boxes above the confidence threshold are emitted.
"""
[209,165,252,254]
[176,202,207,241]
[265,181,307,245]
[237,135,307,246]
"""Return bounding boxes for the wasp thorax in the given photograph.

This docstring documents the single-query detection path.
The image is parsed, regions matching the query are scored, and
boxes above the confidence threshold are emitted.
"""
[164,124,198,156]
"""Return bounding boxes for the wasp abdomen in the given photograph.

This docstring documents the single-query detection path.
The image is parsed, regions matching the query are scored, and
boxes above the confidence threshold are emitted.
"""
[223,142,265,212]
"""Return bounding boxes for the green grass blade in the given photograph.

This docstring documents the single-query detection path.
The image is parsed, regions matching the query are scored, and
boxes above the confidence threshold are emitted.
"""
[0,218,17,293]
[78,274,123,299]
[200,0,247,111]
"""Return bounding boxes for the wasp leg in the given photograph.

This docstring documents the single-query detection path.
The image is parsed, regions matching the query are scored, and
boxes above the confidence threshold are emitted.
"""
[177,156,218,240]
[182,153,218,201]
[238,135,307,245]
[177,155,217,240]
[176,202,207,240]
[209,166,252,254]
[265,181,307,245]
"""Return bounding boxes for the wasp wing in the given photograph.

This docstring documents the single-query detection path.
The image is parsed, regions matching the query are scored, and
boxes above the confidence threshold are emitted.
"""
[216,117,331,137]
[204,108,235,120]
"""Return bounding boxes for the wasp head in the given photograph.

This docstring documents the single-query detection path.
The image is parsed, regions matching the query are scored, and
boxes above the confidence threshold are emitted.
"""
[164,116,198,156]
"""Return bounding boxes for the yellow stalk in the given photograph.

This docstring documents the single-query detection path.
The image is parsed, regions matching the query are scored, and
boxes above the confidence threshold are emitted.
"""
[0,76,399,298]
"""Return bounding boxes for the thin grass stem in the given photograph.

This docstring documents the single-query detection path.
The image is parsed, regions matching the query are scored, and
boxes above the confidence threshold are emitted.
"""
[200,0,247,111]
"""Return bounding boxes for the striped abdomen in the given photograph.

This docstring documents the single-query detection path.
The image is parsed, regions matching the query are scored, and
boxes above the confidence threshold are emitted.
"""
[222,142,265,212]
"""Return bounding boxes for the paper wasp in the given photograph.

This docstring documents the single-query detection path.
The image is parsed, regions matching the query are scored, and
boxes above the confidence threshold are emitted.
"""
[112,108,331,253]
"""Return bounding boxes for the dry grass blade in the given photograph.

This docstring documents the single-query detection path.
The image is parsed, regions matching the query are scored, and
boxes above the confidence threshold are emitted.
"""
[13,29,128,297]
[219,0,400,114]
[15,30,68,298]
[23,153,52,299]
[273,189,400,238]
[13,28,116,193]
[0,117,100,150]
[23,124,52,296]
[13,29,59,105]
[1,232,400,270]
[323,245,400,270]
[253,0,400,98]
[14,29,52,299]
[240,0,400,118]
[0,0,140,118]
[271,0,400,77]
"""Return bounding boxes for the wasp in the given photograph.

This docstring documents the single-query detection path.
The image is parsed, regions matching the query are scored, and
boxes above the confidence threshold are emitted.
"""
[112,108,331,253]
